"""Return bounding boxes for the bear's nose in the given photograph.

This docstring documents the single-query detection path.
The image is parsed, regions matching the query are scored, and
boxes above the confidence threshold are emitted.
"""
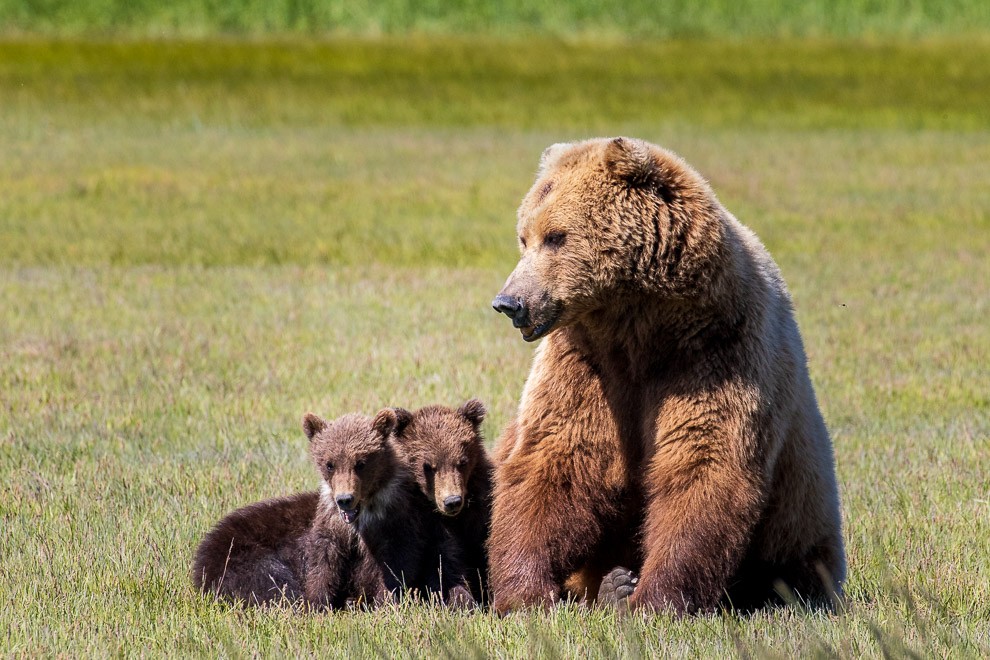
[492,294,524,320]
[442,495,463,512]
[335,493,355,509]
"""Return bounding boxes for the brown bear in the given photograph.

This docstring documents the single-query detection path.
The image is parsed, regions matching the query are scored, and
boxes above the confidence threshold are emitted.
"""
[489,137,845,614]
[389,399,494,602]
[191,491,317,605]
[192,409,473,609]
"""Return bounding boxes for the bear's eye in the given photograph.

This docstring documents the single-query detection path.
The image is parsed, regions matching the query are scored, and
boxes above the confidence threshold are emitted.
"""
[543,231,566,250]
[423,463,435,476]
[518,236,527,249]
[457,457,468,470]
[354,459,366,472]
[326,461,335,473]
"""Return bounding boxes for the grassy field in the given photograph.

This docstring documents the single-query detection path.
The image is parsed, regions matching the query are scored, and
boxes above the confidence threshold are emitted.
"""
[2,0,990,37]
[1,37,989,656]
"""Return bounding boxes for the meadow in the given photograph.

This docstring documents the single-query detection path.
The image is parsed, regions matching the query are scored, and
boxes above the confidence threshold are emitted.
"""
[1,36,989,656]
[2,0,990,37]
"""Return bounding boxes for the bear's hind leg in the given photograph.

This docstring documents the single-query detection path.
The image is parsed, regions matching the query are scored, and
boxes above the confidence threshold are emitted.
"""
[597,567,638,610]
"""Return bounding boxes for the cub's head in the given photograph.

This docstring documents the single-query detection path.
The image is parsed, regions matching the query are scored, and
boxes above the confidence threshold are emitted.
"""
[492,137,719,341]
[302,411,406,525]
[389,399,487,517]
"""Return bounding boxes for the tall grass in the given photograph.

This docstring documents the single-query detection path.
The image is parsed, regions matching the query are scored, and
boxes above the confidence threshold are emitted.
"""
[3,39,989,133]
[1,0,990,37]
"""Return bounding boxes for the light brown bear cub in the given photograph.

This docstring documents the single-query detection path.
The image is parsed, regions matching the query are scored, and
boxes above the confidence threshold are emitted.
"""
[490,137,845,614]
[192,410,473,608]
[389,399,494,602]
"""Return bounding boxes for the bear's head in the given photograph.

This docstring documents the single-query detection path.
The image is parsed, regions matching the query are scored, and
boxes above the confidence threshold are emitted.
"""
[492,137,723,342]
[303,410,406,525]
[390,400,487,517]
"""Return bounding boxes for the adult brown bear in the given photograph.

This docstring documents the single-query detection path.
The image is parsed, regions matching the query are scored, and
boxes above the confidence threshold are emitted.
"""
[489,137,845,614]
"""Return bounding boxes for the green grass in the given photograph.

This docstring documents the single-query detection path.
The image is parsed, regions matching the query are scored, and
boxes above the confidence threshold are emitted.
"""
[1,39,988,270]
[1,38,989,656]
[2,0,990,37]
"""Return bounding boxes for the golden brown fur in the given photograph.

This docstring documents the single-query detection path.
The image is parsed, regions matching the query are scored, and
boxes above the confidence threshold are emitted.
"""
[489,137,845,614]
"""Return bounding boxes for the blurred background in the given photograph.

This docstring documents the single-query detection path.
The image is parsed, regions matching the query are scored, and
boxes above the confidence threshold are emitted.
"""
[1,2,988,656]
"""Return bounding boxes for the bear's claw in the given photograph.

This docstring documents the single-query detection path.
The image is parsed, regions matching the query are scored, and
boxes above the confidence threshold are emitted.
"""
[598,567,638,610]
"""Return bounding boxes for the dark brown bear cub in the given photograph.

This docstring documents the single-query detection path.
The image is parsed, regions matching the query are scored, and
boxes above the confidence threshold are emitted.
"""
[191,491,317,605]
[301,410,473,609]
[390,399,494,602]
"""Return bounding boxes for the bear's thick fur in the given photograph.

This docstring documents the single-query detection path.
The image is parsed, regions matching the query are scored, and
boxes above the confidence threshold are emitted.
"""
[390,399,494,602]
[489,137,845,614]
[191,491,316,605]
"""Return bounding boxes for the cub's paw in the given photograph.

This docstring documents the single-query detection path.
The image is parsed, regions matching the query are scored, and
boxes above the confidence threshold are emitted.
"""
[598,567,638,611]
[447,585,478,611]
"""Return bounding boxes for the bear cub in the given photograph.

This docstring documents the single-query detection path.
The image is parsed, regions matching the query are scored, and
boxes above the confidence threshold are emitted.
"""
[191,490,318,606]
[389,399,494,602]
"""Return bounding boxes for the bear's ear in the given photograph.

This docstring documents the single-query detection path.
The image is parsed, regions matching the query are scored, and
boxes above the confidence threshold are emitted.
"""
[302,413,327,442]
[458,398,487,429]
[604,137,656,187]
[538,142,569,174]
[372,407,413,439]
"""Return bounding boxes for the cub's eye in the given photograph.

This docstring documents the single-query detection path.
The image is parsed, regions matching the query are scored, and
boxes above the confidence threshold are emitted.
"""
[519,236,527,249]
[457,457,469,469]
[354,459,366,472]
[543,231,566,249]
[423,463,435,476]
[325,461,335,472]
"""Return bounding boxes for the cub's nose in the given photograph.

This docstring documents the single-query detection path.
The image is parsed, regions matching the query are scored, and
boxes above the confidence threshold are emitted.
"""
[492,294,524,320]
[442,495,463,513]
[335,493,355,509]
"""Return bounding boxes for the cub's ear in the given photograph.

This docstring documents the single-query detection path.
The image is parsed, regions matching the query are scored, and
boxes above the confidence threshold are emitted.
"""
[372,407,413,439]
[302,413,327,442]
[458,398,487,429]
[603,137,655,187]
[538,142,569,174]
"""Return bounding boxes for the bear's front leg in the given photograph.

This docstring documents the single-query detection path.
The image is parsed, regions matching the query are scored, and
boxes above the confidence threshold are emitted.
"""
[489,332,638,613]
[302,528,350,610]
[490,451,625,613]
[421,530,477,609]
[630,389,770,614]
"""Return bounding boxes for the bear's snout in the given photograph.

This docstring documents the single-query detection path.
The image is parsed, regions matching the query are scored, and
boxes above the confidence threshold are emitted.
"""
[334,492,360,524]
[442,495,463,515]
[493,287,561,342]
[492,293,526,324]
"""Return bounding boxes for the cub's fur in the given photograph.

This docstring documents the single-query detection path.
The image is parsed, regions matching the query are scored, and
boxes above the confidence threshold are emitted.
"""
[301,410,473,608]
[390,399,494,602]
[192,491,317,605]
[191,409,474,609]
